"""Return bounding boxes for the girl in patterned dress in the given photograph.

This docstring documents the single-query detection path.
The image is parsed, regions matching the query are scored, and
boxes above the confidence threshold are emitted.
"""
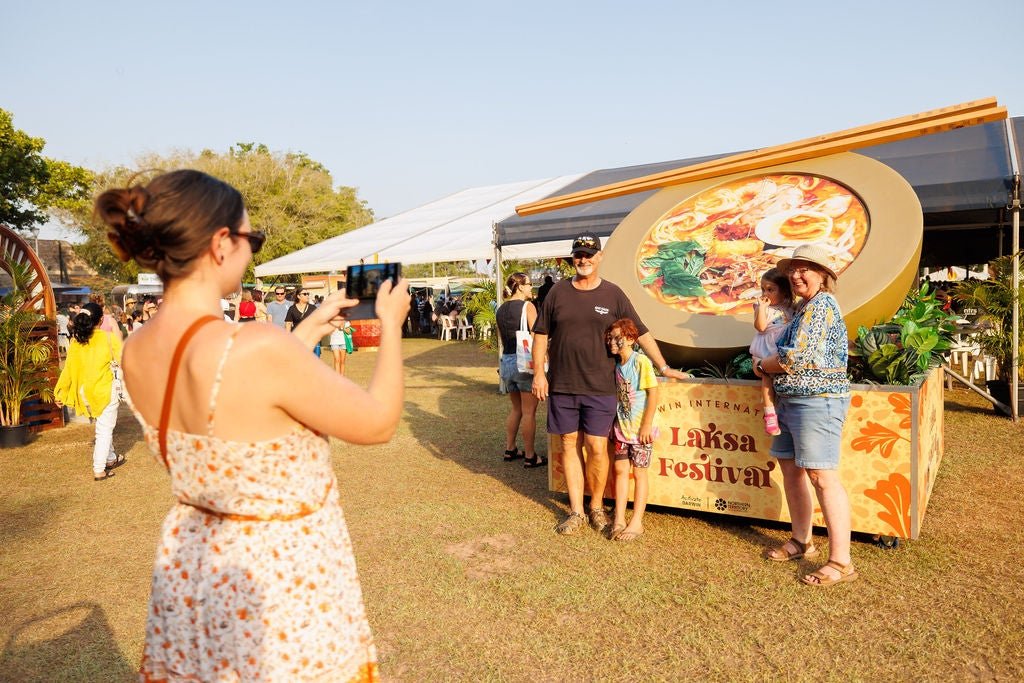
[94,169,410,681]
[749,268,794,436]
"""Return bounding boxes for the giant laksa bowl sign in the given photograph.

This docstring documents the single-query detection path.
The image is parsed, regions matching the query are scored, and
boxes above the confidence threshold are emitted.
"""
[602,153,923,366]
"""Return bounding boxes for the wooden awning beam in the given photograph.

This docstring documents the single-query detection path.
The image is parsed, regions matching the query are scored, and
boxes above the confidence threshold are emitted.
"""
[515,98,1007,216]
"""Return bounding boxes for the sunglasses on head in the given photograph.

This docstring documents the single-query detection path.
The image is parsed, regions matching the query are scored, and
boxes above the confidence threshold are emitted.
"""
[231,230,266,254]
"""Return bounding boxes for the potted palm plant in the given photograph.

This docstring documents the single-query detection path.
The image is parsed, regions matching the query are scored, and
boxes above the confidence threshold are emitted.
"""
[0,257,55,447]
[953,253,1024,414]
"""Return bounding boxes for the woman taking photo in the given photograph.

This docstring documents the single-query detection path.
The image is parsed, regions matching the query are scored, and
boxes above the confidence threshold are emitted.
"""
[55,302,126,481]
[95,169,409,681]
[495,273,545,468]
[754,244,855,587]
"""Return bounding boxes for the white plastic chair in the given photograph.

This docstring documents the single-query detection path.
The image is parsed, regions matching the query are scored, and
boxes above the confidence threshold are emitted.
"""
[456,315,473,340]
[439,315,454,341]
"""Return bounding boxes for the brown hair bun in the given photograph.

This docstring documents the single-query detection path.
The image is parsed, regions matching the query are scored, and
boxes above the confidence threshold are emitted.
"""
[94,170,244,282]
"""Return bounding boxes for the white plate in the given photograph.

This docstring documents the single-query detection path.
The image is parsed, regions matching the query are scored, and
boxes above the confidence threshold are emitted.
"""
[754,209,832,247]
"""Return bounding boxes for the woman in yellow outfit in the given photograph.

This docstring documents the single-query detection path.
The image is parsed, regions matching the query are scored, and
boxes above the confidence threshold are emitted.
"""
[55,302,126,481]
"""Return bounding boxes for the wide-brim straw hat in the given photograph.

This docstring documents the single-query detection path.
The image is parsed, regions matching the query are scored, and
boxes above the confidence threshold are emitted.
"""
[776,244,839,281]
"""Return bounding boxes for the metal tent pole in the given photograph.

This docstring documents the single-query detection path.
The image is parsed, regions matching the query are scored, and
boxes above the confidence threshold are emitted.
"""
[493,222,504,363]
[1005,120,1020,421]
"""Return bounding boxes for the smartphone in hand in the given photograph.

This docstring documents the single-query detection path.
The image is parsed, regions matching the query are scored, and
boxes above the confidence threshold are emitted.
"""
[344,263,402,319]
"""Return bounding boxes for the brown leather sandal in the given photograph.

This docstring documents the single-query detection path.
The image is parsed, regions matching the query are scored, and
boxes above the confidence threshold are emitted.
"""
[763,536,819,562]
[802,559,858,587]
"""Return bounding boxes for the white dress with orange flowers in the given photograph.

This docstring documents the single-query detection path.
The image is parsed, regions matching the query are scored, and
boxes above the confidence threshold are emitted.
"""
[127,325,378,682]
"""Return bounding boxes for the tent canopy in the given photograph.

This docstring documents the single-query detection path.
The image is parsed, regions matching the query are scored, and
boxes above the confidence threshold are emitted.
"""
[257,117,1021,277]
[254,174,583,277]
[497,118,1021,267]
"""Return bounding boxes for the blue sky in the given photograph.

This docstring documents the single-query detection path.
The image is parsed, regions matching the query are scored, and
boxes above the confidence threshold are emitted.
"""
[3,0,1022,226]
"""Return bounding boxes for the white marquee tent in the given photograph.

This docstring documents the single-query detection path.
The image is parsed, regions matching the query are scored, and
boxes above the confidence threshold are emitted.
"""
[253,174,585,277]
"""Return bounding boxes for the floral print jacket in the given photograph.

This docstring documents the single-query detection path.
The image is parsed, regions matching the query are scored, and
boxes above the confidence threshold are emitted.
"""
[774,292,850,397]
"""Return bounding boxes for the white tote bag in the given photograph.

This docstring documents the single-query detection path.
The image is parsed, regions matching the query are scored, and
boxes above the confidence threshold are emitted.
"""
[515,302,535,374]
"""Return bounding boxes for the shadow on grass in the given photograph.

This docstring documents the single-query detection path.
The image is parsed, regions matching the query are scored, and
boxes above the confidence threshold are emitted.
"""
[403,343,569,523]
[0,495,63,546]
[0,602,135,682]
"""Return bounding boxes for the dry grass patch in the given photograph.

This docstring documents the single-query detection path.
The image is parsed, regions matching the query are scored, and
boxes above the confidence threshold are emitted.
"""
[1,338,1022,681]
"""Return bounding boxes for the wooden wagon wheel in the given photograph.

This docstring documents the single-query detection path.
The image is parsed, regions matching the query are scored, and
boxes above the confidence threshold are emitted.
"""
[0,224,63,432]
[0,225,56,318]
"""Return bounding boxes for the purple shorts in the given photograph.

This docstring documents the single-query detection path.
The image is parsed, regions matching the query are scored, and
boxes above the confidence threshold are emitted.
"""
[612,438,653,468]
[547,393,617,437]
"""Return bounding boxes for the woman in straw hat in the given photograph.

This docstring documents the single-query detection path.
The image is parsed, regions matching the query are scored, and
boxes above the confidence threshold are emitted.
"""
[753,244,856,586]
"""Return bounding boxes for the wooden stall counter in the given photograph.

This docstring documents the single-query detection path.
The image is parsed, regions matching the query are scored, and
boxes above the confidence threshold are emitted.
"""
[549,369,944,540]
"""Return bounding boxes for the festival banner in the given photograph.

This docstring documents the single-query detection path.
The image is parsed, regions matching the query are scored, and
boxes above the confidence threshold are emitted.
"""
[549,369,944,539]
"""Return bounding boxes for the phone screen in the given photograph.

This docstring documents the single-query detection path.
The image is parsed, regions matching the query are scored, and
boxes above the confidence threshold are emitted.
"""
[345,263,401,300]
[344,263,401,319]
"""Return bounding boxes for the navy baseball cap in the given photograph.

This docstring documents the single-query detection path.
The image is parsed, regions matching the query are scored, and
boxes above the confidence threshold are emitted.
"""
[571,232,602,256]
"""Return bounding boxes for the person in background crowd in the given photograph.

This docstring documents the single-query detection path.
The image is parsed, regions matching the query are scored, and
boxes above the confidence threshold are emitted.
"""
[56,306,71,357]
[141,296,159,322]
[66,302,82,337]
[286,289,320,356]
[111,304,129,339]
[234,288,257,322]
[495,272,545,469]
[532,232,686,536]
[90,293,119,334]
[95,168,409,680]
[535,274,555,309]
[54,302,126,481]
[419,294,434,334]
[266,287,291,327]
[330,319,355,375]
[252,289,269,322]
[754,244,855,587]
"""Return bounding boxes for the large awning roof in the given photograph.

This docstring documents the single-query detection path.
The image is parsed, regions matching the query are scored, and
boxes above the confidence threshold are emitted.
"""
[257,117,1021,277]
[497,118,1021,267]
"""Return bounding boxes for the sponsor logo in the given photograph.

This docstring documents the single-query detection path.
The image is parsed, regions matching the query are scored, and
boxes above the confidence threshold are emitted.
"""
[678,495,703,509]
[714,498,751,513]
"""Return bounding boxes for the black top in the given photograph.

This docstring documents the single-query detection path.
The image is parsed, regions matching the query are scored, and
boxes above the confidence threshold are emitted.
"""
[532,279,648,396]
[496,299,529,355]
[285,302,317,327]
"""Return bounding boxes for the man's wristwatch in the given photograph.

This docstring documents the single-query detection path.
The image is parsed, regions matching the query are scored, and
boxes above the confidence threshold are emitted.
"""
[659,364,670,375]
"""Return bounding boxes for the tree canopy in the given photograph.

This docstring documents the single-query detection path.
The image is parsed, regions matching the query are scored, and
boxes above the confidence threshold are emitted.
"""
[0,108,92,232]
[57,143,374,282]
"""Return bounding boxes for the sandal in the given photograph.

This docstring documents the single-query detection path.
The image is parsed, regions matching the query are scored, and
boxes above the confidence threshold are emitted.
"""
[503,448,523,462]
[523,455,548,469]
[614,529,644,542]
[555,511,586,535]
[587,508,610,533]
[607,523,626,540]
[93,470,116,482]
[802,559,858,587]
[105,454,127,472]
[763,536,819,562]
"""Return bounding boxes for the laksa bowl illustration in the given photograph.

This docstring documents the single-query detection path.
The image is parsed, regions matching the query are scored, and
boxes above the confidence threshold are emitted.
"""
[636,174,869,316]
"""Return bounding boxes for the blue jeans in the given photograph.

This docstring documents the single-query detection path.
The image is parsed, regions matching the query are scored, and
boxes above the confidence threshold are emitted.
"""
[769,395,850,470]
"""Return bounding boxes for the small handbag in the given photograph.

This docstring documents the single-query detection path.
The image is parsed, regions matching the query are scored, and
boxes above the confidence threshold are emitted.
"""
[106,332,125,401]
[515,302,535,374]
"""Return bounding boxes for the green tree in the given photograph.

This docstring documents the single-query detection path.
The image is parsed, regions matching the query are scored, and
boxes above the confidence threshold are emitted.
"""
[0,108,92,231]
[56,143,374,282]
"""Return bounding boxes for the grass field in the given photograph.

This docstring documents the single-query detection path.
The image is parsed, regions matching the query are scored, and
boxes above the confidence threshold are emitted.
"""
[1,338,1022,681]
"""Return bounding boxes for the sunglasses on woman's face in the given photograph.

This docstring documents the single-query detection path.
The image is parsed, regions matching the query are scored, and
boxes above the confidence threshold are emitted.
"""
[232,230,267,254]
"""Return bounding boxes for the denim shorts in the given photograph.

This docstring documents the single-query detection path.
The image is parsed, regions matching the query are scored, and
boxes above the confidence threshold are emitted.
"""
[547,393,617,437]
[499,354,534,394]
[769,395,851,470]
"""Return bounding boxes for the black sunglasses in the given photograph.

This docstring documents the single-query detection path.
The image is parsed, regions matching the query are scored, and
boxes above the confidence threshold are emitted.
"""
[299,291,309,296]
[231,230,266,254]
